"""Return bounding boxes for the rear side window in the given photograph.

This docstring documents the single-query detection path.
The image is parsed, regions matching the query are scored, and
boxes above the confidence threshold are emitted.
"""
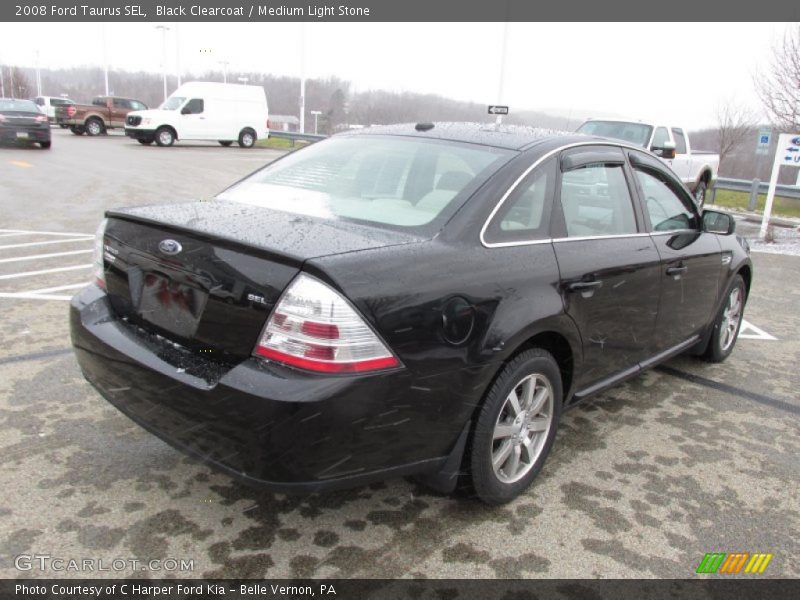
[217,136,513,233]
[671,128,687,154]
[92,97,106,106]
[183,98,204,114]
[635,168,698,231]
[559,163,637,237]
[484,158,555,244]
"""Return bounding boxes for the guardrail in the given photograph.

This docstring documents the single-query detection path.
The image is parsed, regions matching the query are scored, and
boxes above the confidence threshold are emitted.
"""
[711,177,800,203]
[268,129,328,143]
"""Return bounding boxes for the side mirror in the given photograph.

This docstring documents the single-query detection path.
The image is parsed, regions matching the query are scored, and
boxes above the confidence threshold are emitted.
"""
[652,141,676,159]
[702,210,736,235]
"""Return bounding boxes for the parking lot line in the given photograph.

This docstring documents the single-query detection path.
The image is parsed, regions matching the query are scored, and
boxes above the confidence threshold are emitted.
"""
[0,263,92,280]
[26,283,87,294]
[0,249,93,264]
[0,238,93,251]
[0,292,76,301]
[0,228,93,237]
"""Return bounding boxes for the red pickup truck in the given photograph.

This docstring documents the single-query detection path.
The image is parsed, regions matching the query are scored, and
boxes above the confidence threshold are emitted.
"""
[56,96,148,136]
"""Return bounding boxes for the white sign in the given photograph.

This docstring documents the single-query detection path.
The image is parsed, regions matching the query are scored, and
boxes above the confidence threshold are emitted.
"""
[759,133,800,239]
[756,129,772,156]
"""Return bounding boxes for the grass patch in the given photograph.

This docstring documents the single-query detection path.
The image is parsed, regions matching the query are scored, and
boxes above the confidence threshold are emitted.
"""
[256,136,310,150]
[710,189,800,219]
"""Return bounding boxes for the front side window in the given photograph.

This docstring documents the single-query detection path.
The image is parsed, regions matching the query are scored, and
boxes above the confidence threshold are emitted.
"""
[112,98,128,108]
[671,128,687,154]
[484,158,555,243]
[217,136,513,233]
[635,168,698,232]
[559,163,637,237]
[161,96,186,110]
[34,97,44,106]
[130,100,146,110]
[183,98,204,114]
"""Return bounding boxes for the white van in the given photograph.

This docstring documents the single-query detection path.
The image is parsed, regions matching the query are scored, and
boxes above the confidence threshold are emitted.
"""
[124,82,269,148]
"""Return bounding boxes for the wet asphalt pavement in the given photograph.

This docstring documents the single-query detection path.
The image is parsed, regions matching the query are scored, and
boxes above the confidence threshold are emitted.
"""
[0,129,798,579]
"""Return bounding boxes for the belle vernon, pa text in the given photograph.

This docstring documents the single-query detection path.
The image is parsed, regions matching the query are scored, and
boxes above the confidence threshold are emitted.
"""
[16,584,338,597]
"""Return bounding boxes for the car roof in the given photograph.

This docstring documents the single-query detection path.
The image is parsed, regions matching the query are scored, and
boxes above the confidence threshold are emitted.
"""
[339,122,585,151]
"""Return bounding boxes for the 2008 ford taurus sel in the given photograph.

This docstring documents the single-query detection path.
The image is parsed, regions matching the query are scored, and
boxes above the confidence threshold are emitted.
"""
[70,123,752,504]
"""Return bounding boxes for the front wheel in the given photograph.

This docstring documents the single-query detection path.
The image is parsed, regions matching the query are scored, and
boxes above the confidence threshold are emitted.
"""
[154,127,175,147]
[694,180,707,207]
[69,126,84,136]
[469,349,562,505]
[238,128,256,148]
[85,118,104,136]
[702,275,746,363]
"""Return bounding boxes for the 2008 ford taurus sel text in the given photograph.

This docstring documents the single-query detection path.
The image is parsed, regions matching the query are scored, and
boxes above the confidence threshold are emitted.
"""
[70,123,752,504]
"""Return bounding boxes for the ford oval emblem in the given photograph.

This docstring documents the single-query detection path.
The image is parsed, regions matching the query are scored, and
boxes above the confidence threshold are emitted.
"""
[158,239,182,256]
[792,136,800,146]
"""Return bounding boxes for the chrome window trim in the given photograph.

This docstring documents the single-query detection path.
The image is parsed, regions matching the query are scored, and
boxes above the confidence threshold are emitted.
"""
[552,233,651,243]
[480,140,657,249]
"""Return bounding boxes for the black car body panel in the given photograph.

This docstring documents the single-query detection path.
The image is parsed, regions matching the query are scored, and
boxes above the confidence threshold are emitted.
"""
[71,123,753,493]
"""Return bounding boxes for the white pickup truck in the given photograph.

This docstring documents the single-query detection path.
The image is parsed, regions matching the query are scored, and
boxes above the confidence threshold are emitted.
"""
[576,119,719,206]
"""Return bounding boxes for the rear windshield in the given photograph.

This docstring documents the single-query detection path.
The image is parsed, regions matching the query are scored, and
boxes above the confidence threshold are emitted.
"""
[217,136,514,233]
[0,99,39,113]
[577,121,654,147]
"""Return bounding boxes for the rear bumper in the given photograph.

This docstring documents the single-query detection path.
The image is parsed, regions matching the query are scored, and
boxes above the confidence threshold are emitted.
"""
[70,285,467,492]
[125,128,156,140]
[0,125,51,143]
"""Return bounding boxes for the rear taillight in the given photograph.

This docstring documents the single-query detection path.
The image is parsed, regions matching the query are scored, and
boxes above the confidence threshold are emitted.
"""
[35,115,47,123]
[66,106,76,117]
[0,114,6,123]
[92,219,108,290]
[254,274,401,374]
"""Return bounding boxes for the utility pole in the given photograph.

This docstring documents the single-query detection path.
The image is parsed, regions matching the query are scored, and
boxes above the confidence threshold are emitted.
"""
[220,60,230,84]
[175,23,181,87]
[155,25,170,102]
[299,23,306,134]
[495,21,509,126]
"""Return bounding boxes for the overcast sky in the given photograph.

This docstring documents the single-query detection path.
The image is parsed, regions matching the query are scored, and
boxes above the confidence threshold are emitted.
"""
[0,22,790,129]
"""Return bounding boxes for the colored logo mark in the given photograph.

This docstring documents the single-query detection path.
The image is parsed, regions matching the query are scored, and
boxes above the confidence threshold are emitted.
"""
[696,552,773,574]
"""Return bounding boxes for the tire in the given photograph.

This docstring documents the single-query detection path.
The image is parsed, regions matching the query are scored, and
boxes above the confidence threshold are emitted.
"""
[69,126,84,136]
[154,127,175,147]
[85,118,104,136]
[59,124,68,129]
[218,141,233,147]
[694,180,707,208]
[39,141,51,149]
[469,349,562,505]
[238,128,256,148]
[702,275,746,363]
[137,138,154,145]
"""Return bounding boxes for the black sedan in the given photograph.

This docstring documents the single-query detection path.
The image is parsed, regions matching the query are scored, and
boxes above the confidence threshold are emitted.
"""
[0,98,51,148]
[70,123,751,504]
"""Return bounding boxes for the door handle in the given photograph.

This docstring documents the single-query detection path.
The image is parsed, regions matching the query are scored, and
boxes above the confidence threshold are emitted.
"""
[567,280,603,293]
[666,265,688,276]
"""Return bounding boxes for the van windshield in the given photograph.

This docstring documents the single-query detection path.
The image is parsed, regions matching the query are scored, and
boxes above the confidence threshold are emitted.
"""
[161,97,186,110]
[577,120,654,147]
[217,136,514,234]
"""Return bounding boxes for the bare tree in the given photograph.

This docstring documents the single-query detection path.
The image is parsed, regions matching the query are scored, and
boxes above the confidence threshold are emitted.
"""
[714,100,756,170]
[8,67,31,98]
[754,24,800,131]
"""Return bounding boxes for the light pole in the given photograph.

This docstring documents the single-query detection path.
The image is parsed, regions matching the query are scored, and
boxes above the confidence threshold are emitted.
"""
[495,21,509,126]
[35,50,42,96]
[175,23,181,87]
[299,23,306,133]
[155,25,170,102]
[219,61,230,84]
[101,23,109,95]
[310,110,322,135]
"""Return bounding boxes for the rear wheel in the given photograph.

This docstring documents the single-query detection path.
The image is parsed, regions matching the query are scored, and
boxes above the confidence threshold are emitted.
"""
[137,138,154,145]
[238,128,256,148]
[69,126,84,136]
[59,124,68,129]
[154,127,175,147]
[702,275,745,363]
[218,140,233,147]
[469,349,562,505]
[39,141,51,149]
[85,118,104,136]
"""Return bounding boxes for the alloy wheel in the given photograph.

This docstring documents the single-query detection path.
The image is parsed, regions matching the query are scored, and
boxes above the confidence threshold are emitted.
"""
[720,287,743,352]
[491,373,554,484]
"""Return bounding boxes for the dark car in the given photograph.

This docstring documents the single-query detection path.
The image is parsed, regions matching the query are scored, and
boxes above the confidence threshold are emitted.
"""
[70,123,752,504]
[0,98,51,148]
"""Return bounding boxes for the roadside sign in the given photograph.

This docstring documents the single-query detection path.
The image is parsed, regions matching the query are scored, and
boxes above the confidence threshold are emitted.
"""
[488,105,509,115]
[755,129,772,156]
[760,132,800,239]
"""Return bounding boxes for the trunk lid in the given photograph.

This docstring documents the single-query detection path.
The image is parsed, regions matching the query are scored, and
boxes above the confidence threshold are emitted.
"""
[103,201,422,360]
